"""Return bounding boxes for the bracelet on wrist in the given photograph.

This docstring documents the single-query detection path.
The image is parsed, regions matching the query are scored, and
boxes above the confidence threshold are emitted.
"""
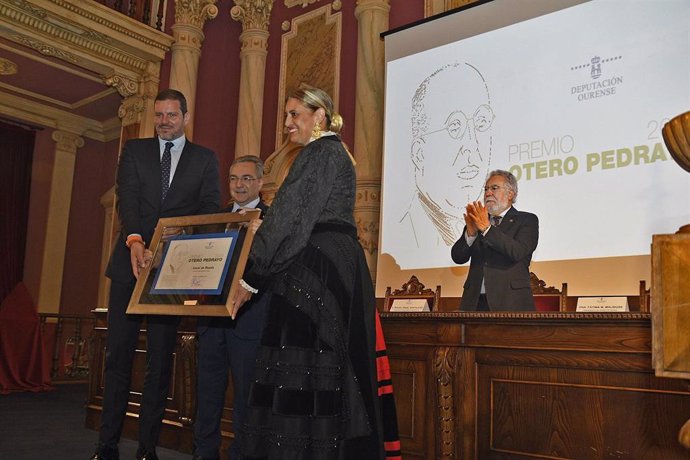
[126,235,144,249]
[239,279,258,294]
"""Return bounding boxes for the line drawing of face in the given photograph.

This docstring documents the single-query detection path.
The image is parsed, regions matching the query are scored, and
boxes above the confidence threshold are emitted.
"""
[411,62,494,215]
[168,242,189,274]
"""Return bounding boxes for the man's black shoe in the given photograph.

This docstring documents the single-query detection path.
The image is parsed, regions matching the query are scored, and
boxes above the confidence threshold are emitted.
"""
[89,444,119,460]
[135,447,159,460]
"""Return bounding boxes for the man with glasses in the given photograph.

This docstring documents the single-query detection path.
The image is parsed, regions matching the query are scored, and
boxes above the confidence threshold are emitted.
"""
[193,155,269,460]
[451,170,538,311]
[401,62,494,247]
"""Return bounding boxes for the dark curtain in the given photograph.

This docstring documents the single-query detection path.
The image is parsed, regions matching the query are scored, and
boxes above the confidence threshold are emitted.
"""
[0,121,35,304]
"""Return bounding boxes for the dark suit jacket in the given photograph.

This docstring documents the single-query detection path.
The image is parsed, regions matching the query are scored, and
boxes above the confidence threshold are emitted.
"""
[451,206,539,311]
[197,200,270,338]
[106,137,220,283]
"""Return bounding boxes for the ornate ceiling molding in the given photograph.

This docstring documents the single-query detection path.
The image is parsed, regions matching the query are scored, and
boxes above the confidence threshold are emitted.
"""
[0,0,174,76]
[0,57,18,75]
[11,33,79,62]
[0,91,121,142]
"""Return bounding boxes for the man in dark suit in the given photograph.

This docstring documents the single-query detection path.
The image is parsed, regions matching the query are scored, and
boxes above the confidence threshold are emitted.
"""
[193,155,269,460]
[91,89,220,460]
[451,170,538,311]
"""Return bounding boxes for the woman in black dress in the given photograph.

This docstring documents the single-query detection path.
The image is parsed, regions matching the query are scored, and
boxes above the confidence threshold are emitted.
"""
[231,86,400,460]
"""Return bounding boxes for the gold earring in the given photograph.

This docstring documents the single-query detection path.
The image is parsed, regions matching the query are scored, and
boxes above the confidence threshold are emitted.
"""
[312,122,322,139]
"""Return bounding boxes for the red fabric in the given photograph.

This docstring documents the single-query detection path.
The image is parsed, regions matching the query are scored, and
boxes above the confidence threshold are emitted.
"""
[534,296,560,311]
[375,310,402,460]
[0,282,53,394]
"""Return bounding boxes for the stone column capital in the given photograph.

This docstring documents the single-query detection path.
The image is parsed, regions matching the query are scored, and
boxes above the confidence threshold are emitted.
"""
[231,0,274,31]
[174,0,219,29]
[51,130,85,152]
[355,0,390,17]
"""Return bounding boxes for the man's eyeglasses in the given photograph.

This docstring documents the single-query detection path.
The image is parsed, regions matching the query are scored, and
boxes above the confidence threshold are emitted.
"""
[229,175,257,184]
[419,104,495,140]
[483,185,504,193]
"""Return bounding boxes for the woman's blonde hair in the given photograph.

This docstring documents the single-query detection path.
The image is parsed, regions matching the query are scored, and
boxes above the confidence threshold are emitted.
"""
[288,86,343,134]
[288,86,355,165]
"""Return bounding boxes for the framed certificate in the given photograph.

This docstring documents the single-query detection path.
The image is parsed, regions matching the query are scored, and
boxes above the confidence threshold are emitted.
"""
[126,210,260,316]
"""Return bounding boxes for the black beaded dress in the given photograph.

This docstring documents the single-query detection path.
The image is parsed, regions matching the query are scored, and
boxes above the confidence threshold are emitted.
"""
[240,135,399,460]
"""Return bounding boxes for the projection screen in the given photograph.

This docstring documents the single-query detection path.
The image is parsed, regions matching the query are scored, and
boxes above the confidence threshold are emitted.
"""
[379,0,690,274]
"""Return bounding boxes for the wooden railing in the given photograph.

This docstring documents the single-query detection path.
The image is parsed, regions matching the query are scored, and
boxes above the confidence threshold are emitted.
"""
[95,0,167,31]
[39,313,95,381]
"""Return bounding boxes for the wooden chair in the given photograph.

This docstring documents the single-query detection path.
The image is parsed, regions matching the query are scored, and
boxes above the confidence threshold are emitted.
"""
[530,272,568,312]
[384,275,441,312]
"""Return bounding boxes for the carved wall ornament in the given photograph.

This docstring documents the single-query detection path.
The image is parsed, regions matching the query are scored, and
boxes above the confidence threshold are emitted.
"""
[175,0,219,28]
[8,0,47,18]
[284,0,339,9]
[434,346,458,457]
[275,4,341,148]
[355,182,380,208]
[231,0,274,30]
[12,34,79,63]
[79,28,111,44]
[355,217,379,255]
[0,57,18,75]
[425,0,476,17]
[117,96,146,125]
[104,74,139,98]
[284,0,319,8]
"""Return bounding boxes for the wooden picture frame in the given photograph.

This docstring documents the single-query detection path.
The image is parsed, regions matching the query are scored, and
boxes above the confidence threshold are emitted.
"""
[126,210,260,316]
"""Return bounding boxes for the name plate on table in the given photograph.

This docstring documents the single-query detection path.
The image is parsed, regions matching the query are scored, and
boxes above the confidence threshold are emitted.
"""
[390,298,430,312]
[576,296,629,312]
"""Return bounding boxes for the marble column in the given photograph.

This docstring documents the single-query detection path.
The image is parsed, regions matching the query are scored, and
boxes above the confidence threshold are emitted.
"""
[231,0,273,158]
[354,0,389,282]
[170,0,219,140]
[36,130,84,314]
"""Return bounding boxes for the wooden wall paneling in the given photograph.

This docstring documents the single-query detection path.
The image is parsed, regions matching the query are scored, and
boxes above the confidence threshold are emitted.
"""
[475,355,690,459]
[387,343,431,459]
[380,313,690,460]
[87,312,690,458]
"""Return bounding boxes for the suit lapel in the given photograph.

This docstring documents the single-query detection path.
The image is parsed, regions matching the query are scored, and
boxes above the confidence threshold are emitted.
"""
[499,206,519,231]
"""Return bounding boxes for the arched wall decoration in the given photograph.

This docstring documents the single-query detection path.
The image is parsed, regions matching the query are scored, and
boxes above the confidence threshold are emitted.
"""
[274,4,341,150]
